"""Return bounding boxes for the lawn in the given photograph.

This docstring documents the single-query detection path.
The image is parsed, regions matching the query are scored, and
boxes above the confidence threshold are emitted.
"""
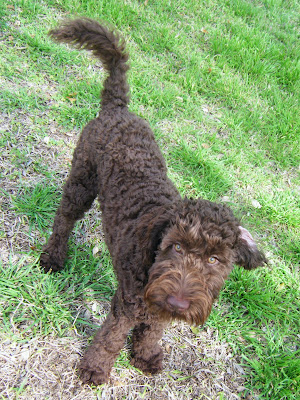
[0,0,299,399]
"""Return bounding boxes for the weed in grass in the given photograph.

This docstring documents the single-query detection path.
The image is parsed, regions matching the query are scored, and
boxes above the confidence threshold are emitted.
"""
[11,182,61,230]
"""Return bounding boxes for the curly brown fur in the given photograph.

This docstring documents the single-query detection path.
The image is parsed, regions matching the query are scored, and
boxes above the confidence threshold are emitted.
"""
[40,18,267,386]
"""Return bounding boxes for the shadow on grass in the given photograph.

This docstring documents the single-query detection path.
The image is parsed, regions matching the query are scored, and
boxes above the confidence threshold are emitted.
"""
[169,139,232,201]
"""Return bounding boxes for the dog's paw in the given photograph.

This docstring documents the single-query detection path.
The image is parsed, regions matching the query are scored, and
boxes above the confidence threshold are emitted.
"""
[131,349,163,375]
[39,252,63,272]
[78,361,110,386]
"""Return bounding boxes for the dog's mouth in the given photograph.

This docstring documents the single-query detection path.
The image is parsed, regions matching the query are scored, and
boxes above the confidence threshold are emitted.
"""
[145,291,213,326]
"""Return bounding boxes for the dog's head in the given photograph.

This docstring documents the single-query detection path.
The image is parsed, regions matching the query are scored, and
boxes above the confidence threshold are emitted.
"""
[140,199,267,326]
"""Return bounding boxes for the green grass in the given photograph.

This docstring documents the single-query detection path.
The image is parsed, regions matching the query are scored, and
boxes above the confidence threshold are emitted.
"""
[0,0,299,399]
[0,242,116,338]
[170,139,233,200]
[11,183,60,230]
[209,263,300,399]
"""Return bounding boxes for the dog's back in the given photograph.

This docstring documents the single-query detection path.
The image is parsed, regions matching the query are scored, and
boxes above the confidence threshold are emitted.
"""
[49,18,180,250]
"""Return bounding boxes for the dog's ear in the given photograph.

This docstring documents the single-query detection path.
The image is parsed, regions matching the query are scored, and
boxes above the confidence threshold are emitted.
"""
[235,226,267,270]
[138,206,171,266]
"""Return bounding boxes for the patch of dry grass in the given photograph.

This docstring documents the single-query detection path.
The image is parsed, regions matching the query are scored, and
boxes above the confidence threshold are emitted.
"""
[0,324,253,400]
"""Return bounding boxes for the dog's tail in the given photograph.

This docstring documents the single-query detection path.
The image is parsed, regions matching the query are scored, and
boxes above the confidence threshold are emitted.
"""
[49,18,130,108]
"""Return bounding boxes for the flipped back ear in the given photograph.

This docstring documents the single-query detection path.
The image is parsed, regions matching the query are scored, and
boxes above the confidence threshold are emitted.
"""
[235,226,267,270]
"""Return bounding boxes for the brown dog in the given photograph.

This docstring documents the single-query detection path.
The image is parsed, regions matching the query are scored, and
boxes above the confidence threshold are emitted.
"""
[40,18,267,385]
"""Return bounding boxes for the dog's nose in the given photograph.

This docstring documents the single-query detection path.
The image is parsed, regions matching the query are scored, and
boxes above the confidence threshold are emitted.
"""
[167,295,190,310]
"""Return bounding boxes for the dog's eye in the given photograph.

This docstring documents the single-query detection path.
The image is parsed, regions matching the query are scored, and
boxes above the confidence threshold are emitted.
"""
[208,256,218,264]
[174,244,182,253]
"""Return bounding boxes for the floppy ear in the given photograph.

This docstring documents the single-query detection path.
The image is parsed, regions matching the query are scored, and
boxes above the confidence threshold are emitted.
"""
[235,226,267,270]
[137,206,171,267]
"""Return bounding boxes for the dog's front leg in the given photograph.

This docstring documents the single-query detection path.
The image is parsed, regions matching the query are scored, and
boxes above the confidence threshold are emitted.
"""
[40,150,98,272]
[78,310,132,385]
[131,319,167,374]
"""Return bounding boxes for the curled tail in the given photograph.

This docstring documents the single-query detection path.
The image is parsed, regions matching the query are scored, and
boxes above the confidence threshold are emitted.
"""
[49,18,130,108]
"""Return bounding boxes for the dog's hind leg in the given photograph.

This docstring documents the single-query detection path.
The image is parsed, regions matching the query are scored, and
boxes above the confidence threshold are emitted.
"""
[40,149,98,272]
[131,320,167,374]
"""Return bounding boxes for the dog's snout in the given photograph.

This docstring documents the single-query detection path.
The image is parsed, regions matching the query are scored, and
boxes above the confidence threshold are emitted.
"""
[167,295,190,310]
